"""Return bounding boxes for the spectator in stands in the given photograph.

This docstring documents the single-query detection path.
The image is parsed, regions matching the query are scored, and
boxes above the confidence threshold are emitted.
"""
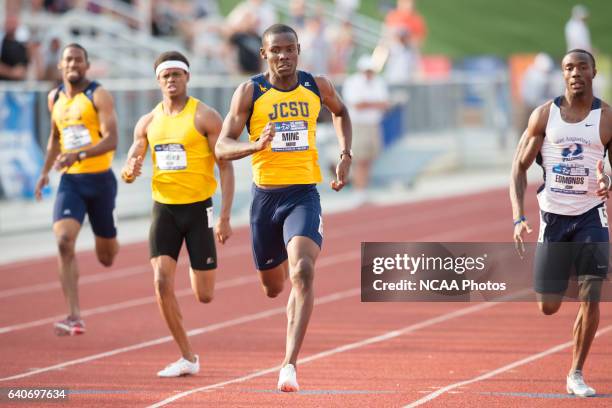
[151,0,176,36]
[43,0,73,14]
[519,53,557,130]
[289,0,307,31]
[565,4,591,52]
[383,27,420,84]
[384,0,426,49]
[335,0,360,17]
[327,19,354,75]
[225,8,262,74]
[185,1,225,72]
[299,15,329,75]
[40,37,62,82]
[193,0,219,19]
[342,55,390,204]
[0,15,28,81]
[227,0,276,37]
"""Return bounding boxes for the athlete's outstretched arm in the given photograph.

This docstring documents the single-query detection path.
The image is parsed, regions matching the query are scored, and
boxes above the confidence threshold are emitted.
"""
[55,87,119,170]
[121,113,152,183]
[35,90,62,200]
[315,76,352,191]
[198,103,235,244]
[216,81,274,161]
[510,102,548,254]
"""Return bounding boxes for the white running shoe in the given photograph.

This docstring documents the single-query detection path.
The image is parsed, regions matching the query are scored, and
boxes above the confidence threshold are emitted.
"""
[277,364,299,392]
[54,317,85,336]
[566,370,596,397]
[157,355,199,378]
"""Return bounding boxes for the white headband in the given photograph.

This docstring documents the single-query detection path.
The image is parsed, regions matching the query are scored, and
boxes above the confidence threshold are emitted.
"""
[155,60,190,78]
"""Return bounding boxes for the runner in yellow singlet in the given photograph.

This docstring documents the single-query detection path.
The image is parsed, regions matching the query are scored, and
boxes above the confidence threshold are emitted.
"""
[216,24,352,392]
[121,51,235,377]
[34,43,119,336]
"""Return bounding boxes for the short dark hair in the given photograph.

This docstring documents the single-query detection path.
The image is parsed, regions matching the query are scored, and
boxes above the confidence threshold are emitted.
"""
[262,24,298,44]
[565,48,596,68]
[154,51,190,71]
[62,43,88,62]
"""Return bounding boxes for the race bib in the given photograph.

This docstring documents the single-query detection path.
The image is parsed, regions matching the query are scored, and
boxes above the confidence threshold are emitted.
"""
[272,121,309,152]
[62,125,92,150]
[550,164,589,195]
[155,143,187,170]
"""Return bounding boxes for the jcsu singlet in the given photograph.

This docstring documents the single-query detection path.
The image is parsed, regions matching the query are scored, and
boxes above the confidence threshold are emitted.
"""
[537,97,604,216]
[52,81,113,174]
[247,71,322,185]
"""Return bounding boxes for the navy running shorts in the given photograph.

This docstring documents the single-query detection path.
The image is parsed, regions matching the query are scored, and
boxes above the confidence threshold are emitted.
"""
[250,184,323,271]
[534,203,609,295]
[149,198,217,271]
[53,170,117,238]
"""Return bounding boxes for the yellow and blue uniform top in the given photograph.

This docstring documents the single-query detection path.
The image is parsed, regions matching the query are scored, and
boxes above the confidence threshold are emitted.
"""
[51,81,113,174]
[147,97,217,204]
[248,71,322,185]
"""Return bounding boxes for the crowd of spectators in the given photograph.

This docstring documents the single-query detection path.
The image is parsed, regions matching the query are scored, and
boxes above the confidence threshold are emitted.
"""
[1,0,429,81]
[0,12,63,82]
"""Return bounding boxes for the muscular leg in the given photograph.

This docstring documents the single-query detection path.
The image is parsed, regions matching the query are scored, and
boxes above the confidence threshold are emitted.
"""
[570,278,603,373]
[190,268,215,303]
[571,301,600,373]
[537,293,563,315]
[151,255,196,362]
[258,261,288,298]
[53,219,82,318]
[95,236,119,267]
[283,236,319,367]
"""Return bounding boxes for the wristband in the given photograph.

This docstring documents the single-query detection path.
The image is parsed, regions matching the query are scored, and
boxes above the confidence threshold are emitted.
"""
[605,173,612,190]
[513,215,527,226]
[340,149,353,160]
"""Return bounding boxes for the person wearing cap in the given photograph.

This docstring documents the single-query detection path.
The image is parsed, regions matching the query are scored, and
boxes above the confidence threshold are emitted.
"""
[520,52,558,130]
[34,43,120,336]
[342,55,390,203]
[565,4,592,52]
[121,51,235,377]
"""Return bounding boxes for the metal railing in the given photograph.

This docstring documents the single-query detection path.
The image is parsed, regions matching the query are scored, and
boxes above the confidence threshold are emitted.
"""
[0,73,512,154]
[20,5,191,78]
[268,0,382,50]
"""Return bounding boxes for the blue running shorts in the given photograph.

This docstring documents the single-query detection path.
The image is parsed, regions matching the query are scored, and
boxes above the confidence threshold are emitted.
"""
[250,184,323,270]
[53,170,117,238]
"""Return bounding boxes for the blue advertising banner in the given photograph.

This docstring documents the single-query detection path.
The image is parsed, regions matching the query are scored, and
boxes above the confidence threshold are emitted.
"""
[0,91,46,200]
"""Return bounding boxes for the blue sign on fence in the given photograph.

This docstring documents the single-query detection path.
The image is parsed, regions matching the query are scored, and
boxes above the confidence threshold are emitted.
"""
[0,91,46,199]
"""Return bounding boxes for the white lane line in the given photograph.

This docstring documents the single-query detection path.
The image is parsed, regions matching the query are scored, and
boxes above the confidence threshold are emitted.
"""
[0,245,250,299]
[0,264,150,299]
[0,198,485,299]
[0,205,493,331]
[403,324,612,407]
[0,251,360,335]
[0,256,361,382]
[324,199,492,241]
[0,275,258,334]
[0,211,506,333]
[147,302,500,407]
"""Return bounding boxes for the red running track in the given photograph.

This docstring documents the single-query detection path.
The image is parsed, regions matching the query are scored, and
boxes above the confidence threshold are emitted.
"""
[0,187,610,407]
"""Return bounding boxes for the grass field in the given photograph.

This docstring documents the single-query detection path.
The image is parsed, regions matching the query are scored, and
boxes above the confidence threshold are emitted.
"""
[219,0,612,58]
